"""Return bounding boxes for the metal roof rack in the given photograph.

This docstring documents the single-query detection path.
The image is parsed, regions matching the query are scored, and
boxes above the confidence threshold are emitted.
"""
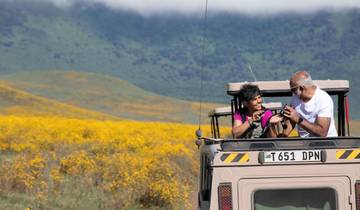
[227,80,349,97]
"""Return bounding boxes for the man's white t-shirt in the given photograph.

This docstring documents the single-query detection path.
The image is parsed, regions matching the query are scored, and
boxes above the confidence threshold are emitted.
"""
[291,87,338,137]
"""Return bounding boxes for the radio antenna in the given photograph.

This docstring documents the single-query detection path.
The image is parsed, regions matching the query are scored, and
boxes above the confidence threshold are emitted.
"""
[196,0,209,140]
[248,64,257,81]
[247,64,265,102]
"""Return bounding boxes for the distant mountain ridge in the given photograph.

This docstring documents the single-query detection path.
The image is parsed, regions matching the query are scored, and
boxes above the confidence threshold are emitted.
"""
[1,1,360,118]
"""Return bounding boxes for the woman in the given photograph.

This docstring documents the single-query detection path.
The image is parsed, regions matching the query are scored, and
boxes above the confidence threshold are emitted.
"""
[232,84,280,138]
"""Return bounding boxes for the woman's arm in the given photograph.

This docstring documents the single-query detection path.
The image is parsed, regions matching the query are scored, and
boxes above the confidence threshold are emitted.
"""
[267,124,278,138]
[267,115,281,138]
[232,118,251,138]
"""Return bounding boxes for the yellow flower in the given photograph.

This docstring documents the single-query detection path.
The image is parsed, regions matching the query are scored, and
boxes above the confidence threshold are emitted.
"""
[0,115,215,209]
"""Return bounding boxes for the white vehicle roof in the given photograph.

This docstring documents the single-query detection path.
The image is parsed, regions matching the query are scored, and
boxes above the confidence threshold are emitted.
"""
[227,80,349,96]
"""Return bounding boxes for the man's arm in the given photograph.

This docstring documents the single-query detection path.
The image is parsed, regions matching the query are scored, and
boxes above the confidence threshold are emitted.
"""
[297,116,330,137]
[284,106,331,137]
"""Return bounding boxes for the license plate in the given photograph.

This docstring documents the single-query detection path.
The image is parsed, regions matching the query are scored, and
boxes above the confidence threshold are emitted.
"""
[263,150,322,163]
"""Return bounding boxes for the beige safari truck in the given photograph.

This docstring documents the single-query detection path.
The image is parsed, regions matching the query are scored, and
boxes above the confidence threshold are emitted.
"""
[197,80,360,210]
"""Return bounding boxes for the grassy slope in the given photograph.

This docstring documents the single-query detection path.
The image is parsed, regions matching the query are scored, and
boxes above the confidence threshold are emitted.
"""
[0,71,222,123]
[0,81,118,120]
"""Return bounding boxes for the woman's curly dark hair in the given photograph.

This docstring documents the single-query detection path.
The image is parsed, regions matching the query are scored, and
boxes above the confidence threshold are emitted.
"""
[239,84,261,102]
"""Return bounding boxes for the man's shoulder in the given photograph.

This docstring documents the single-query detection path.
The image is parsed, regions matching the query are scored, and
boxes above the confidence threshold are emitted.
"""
[315,88,334,112]
[316,87,332,101]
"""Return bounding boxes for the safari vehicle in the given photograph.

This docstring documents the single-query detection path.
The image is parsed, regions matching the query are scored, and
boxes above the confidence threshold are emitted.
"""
[197,80,360,210]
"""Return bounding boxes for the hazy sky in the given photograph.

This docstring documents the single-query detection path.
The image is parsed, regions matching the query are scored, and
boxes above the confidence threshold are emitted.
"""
[19,0,360,16]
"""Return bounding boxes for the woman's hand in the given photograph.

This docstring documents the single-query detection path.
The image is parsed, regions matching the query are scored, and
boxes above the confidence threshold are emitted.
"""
[252,110,264,122]
[269,114,283,124]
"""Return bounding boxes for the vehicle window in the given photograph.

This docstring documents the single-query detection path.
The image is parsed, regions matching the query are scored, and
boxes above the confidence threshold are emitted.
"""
[254,188,336,210]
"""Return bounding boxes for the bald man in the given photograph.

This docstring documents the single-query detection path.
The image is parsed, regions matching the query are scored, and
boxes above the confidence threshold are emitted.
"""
[282,70,337,137]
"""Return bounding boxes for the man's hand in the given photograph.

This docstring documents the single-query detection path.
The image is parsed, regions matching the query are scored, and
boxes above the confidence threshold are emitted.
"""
[283,105,300,124]
[283,105,331,137]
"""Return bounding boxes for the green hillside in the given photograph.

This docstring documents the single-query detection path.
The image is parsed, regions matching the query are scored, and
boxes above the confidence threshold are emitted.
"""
[0,80,118,120]
[1,1,360,117]
[0,71,220,123]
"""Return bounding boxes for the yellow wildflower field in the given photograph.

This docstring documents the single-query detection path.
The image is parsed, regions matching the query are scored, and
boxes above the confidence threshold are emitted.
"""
[0,116,230,209]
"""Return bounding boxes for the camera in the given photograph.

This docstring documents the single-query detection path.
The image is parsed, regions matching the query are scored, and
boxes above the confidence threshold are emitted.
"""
[279,104,287,117]
[279,104,288,129]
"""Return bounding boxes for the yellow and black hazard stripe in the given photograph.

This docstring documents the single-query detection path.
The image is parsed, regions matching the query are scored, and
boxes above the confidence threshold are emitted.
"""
[336,150,360,160]
[220,153,249,163]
